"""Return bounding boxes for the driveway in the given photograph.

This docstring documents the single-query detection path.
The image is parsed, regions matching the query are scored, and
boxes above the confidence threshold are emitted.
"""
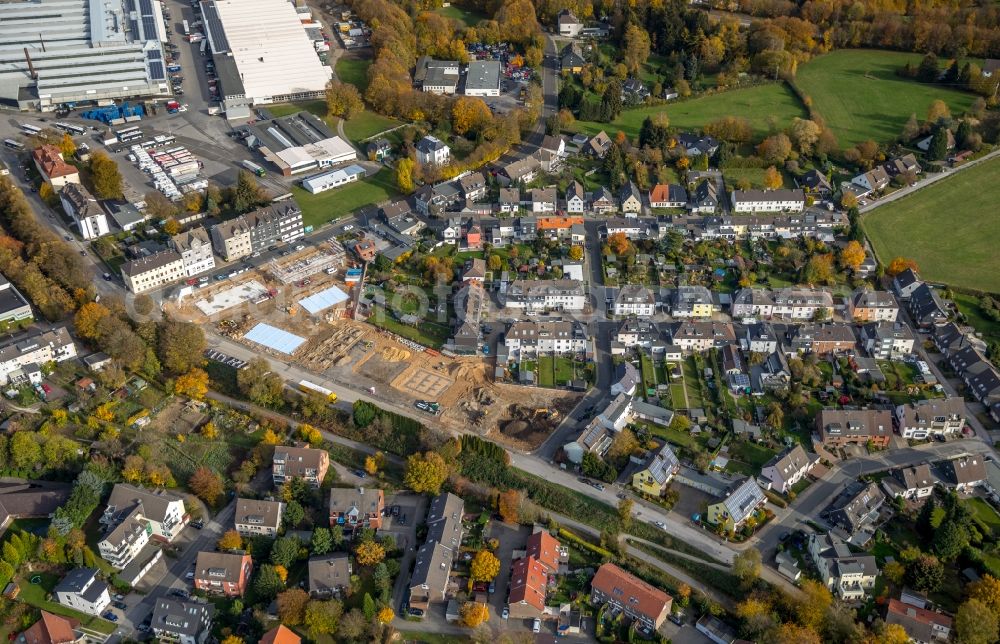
[383,493,427,614]
[487,521,531,625]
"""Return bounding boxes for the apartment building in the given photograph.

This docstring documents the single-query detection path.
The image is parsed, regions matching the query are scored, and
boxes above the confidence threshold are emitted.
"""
[193,551,253,597]
[210,203,304,261]
[672,285,714,318]
[860,322,915,359]
[503,320,589,359]
[329,487,385,533]
[59,184,108,240]
[151,599,213,644]
[809,533,879,600]
[816,408,892,448]
[894,397,966,439]
[591,563,672,630]
[272,445,330,488]
[233,498,284,538]
[104,484,187,542]
[849,289,899,322]
[0,325,76,386]
[730,188,805,213]
[170,226,216,277]
[32,145,79,187]
[668,320,736,353]
[614,285,656,317]
[503,279,586,312]
[760,445,813,494]
[120,250,185,294]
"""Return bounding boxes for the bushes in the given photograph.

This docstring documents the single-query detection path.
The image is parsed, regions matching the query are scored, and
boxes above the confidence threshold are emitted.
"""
[51,469,106,535]
[559,528,614,559]
[460,435,510,464]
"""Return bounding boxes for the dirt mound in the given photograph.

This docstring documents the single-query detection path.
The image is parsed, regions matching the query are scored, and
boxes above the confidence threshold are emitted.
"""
[381,347,411,362]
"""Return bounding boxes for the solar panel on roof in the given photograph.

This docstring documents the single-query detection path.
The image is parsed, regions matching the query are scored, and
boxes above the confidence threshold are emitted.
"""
[129,19,139,35]
[147,49,161,60]
[138,0,153,14]
[148,61,164,79]
[142,16,156,39]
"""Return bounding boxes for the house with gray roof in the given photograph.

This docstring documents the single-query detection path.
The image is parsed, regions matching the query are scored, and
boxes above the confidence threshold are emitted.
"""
[808,532,879,600]
[151,599,213,644]
[308,553,351,597]
[707,478,767,532]
[761,445,813,494]
[54,568,110,616]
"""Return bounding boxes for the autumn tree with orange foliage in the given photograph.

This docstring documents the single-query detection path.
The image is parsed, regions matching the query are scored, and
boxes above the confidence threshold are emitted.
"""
[189,467,224,506]
[452,97,492,137]
[218,530,242,551]
[174,368,209,400]
[498,489,521,523]
[886,257,919,277]
[607,232,632,256]
[839,240,866,272]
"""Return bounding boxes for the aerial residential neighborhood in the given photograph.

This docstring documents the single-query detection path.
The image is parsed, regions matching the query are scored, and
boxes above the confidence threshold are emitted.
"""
[0,0,998,641]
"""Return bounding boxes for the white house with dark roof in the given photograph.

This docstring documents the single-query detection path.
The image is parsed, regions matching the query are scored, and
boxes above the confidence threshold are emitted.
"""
[894,397,966,440]
[892,268,923,300]
[809,532,879,600]
[943,456,987,492]
[883,464,936,500]
[730,189,805,213]
[760,445,813,494]
[54,568,110,616]
[151,599,213,644]
[415,136,450,166]
[557,9,582,36]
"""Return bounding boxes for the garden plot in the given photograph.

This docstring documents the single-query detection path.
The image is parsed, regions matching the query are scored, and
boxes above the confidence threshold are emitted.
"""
[195,280,270,316]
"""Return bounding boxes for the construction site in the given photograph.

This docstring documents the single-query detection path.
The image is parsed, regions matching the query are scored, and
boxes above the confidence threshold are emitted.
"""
[168,246,579,445]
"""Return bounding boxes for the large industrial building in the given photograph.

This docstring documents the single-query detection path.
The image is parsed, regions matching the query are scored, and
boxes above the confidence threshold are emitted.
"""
[245,111,356,176]
[202,0,331,119]
[0,0,169,110]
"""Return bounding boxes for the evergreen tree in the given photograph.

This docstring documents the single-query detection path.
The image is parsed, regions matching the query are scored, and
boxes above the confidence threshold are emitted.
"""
[917,53,939,82]
[599,81,622,123]
[944,59,960,84]
[933,519,967,562]
[928,128,949,160]
[956,121,972,149]
[917,496,938,542]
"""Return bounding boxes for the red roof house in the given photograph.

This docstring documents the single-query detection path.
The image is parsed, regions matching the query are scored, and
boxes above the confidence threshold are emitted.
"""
[507,556,548,619]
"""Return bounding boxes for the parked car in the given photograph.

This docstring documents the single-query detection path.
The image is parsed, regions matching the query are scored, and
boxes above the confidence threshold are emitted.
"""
[407,608,424,617]
[112,601,127,610]
[532,618,541,633]
[102,612,118,623]
[190,520,204,529]
[501,607,509,619]
[355,469,367,479]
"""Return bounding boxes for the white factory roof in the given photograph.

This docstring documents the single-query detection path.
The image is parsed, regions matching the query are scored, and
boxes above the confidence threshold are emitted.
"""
[211,0,332,103]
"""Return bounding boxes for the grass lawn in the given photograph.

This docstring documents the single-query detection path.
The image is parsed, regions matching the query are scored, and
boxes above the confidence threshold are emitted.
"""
[267,100,328,119]
[335,56,371,93]
[682,358,704,408]
[18,574,117,635]
[367,306,450,348]
[670,383,687,408]
[723,167,793,190]
[538,355,556,387]
[571,83,805,141]
[292,169,400,228]
[727,441,777,469]
[645,423,699,450]
[554,357,578,383]
[434,4,487,27]
[797,49,979,147]
[965,497,1000,537]
[863,157,1000,293]
[953,292,1000,344]
[342,111,404,146]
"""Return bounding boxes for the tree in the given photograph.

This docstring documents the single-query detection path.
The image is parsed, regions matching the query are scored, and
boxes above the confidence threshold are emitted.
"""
[277,588,310,625]
[766,402,784,429]
[377,606,394,625]
[841,191,858,210]
[867,622,911,644]
[355,540,385,567]
[231,170,268,213]
[905,554,944,592]
[218,530,242,551]
[38,181,57,206]
[271,536,301,567]
[886,257,919,277]
[955,598,999,644]
[189,467,223,506]
[498,489,521,523]
[134,293,155,317]
[237,357,284,406]
[311,527,333,555]
[763,166,783,189]
[617,498,634,528]
[796,579,832,630]
[928,127,949,160]
[968,574,1000,613]
[404,451,448,494]
[733,548,762,587]
[461,601,489,627]
[623,25,651,75]
[757,134,792,165]
[395,157,415,193]
[221,636,243,644]
[803,254,834,284]
[362,593,376,621]
[926,99,950,124]
[839,240,866,272]
[933,518,967,561]
[304,599,343,637]
[599,81,622,123]
[325,80,364,120]
[145,190,178,220]
[337,608,367,640]
[788,118,822,154]
[772,623,822,644]
[452,97,492,136]
[608,231,632,256]
[158,320,205,375]
[10,431,42,469]
[174,368,209,400]
[59,133,76,157]
[254,564,285,599]
[736,596,775,639]
[568,245,584,261]
[470,550,500,581]
[901,113,920,141]
[89,152,124,199]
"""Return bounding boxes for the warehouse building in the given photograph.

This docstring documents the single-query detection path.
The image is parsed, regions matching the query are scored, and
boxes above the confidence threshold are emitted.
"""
[302,164,365,194]
[463,60,501,97]
[245,111,356,176]
[201,0,331,117]
[0,0,169,110]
